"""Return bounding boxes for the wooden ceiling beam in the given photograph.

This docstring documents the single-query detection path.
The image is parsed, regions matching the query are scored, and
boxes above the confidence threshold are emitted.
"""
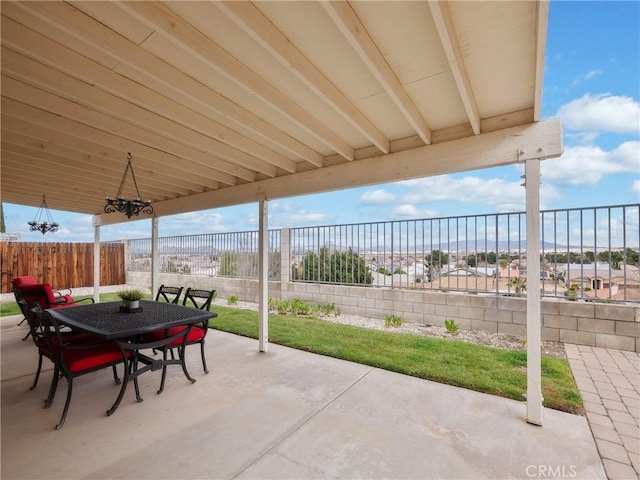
[1,108,227,190]
[0,23,297,174]
[95,119,563,226]
[6,1,323,168]
[216,1,390,155]
[1,131,202,195]
[428,1,481,135]
[1,77,258,183]
[322,1,432,145]
[117,1,354,161]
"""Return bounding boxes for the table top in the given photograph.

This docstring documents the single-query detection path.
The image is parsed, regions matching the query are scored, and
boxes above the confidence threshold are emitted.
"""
[46,300,217,340]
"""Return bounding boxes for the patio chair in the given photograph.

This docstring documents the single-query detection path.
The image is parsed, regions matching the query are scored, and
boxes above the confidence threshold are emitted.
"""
[140,287,216,393]
[18,300,102,393]
[39,308,131,430]
[155,285,184,304]
[12,276,74,311]
[12,276,71,328]
[13,281,93,311]
[14,282,94,341]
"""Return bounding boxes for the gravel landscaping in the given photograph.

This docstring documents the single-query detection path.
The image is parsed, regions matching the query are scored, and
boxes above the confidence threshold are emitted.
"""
[212,299,567,359]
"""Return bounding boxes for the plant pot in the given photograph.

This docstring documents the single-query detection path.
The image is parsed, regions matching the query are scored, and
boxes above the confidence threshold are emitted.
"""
[120,300,142,313]
[126,300,140,310]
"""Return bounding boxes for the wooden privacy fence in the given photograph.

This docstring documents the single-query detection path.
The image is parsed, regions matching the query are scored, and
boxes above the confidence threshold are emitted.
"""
[0,242,125,293]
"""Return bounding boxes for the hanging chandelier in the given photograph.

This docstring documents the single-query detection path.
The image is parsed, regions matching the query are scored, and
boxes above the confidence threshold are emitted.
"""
[28,195,59,234]
[104,152,153,219]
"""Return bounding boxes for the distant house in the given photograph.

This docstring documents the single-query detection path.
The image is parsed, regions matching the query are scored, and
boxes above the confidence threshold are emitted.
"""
[555,263,640,298]
[558,263,615,290]
[425,266,496,291]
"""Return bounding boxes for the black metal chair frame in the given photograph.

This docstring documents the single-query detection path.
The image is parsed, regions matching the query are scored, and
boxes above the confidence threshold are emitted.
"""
[155,285,184,304]
[182,287,216,311]
[19,297,113,394]
[40,309,131,430]
[17,299,55,392]
[153,287,216,393]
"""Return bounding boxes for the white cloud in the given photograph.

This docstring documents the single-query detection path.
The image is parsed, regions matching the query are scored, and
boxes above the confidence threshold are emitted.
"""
[393,204,437,218]
[401,175,526,211]
[360,189,395,204]
[571,70,602,87]
[541,141,640,185]
[558,93,640,136]
[267,201,328,227]
[170,211,225,226]
[286,211,328,223]
[633,180,640,193]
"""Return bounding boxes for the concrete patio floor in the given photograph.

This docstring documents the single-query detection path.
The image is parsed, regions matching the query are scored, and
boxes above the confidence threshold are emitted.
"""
[1,314,605,480]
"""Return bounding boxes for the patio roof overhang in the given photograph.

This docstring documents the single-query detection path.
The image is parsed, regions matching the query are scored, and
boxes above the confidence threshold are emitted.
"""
[1,1,561,225]
[0,0,562,427]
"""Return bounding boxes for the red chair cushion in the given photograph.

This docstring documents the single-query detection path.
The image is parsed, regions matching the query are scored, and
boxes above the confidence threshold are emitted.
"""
[16,283,75,310]
[61,343,129,373]
[142,326,205,347]
[13,276,37,288]
[16,284,50,310]
[38,333,105,359]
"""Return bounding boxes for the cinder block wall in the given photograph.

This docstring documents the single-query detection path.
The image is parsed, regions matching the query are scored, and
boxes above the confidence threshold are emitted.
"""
[127,271,639,352]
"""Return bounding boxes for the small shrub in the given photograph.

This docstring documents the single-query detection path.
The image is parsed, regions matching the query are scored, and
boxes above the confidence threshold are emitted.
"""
[444,318,460,336]
[384,314,403,328]
[276,300,290,315]
[268,298,339,317]
[227,294,238,305]
[117,289,144,301]
[315,303,338,316]
[290,299,311,315]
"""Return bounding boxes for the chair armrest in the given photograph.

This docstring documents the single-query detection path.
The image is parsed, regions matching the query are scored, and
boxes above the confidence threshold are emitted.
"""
[53,288,73,297]
[73,297,95,304]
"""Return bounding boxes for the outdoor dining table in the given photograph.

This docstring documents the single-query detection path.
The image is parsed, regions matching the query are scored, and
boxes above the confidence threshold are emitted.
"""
[46,300,217,415]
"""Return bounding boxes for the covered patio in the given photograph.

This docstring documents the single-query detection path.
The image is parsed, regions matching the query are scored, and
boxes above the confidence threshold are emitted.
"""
[1,0,564,425]
[1,314,604,479]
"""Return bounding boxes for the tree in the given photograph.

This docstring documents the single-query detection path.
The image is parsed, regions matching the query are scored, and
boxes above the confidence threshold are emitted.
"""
[218,251,239,276]
[624,248,639,266]
[329,248,372,284]
[294,247,371,285]
[425,250,449,267]
[508,277,527,294]
[467,254,477,268]
[597,250,623,269]
[425,250,449,282]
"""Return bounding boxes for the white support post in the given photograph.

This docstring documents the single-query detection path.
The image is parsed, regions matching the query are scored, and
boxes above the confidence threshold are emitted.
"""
[93,225,100,303]
[525,159,543,426]
[151,217,159,299]
[258,197,269,352]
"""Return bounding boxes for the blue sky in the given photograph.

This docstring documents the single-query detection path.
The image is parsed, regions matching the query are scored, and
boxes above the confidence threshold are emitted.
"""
[3,0,639,243]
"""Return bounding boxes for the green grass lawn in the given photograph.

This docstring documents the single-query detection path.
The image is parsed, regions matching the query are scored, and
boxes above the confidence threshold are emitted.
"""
[209,306,584,415]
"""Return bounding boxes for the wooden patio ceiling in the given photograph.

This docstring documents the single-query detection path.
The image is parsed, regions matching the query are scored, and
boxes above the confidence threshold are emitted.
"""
[0,1,561,226]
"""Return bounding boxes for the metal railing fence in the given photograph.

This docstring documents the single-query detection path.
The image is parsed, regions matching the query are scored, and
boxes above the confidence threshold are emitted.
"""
[128,204,639,302]
[128,230,281,279]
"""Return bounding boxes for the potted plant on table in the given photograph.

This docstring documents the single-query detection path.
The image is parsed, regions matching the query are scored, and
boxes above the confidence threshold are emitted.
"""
[118,289,144,312]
